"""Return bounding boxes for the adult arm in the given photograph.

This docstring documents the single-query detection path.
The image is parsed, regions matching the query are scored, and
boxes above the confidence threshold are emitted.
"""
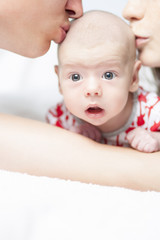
[0,113,160,192]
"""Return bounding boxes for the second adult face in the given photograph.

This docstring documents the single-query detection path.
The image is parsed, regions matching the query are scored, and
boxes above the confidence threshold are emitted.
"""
[123,0,160,68]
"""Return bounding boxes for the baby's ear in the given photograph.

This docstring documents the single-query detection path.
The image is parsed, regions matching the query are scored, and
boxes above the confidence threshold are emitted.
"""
[54,65,59,76]
[54,65,62,94]
[129,60,141,92]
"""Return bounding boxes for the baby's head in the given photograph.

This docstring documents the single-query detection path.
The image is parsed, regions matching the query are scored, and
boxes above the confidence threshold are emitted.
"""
[55,11,141,127]
[58,10,137,67]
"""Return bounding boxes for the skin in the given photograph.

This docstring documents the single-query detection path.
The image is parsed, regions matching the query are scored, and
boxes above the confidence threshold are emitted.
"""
[58,12,139,131]
[123,1,160,147]
[127,128,160,152]
[56,11,160,153]
[0,0,83,57]
[1,113,160,192]
[123,0,160,68]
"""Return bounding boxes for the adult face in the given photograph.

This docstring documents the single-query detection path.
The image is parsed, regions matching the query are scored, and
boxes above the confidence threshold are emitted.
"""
[0,0,83,57]
[123,0,160,68]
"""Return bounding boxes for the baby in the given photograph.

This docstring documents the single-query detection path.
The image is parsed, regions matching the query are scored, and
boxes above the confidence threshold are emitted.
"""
[46,10,160,153]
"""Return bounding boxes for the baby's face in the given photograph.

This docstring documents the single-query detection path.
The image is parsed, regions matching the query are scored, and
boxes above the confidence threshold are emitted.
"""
[58,40,137,127]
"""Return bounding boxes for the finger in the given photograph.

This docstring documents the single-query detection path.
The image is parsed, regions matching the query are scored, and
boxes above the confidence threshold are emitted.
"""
[127,130,137,142]
[130,135,142,149]
[81,127,90,138]
[95,130,102,142]
[83,125,98,141]
[136,141,148,152]
[70,126,81,134]
[144,141,159,153]
[127,131,134,139]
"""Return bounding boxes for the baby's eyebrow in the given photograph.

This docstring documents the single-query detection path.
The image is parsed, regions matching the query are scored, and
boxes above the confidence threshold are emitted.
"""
[61,60,122,69]
[61,63,77,68]
[93,60,122,68]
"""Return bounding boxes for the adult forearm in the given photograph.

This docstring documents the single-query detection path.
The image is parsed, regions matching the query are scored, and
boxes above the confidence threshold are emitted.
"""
[0,113,159,192]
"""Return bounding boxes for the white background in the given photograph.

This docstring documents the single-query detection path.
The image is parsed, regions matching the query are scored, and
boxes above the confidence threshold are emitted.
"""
[0,0,130,121]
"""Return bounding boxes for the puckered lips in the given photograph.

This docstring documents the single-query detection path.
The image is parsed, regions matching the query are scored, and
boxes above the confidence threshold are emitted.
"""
[58,24,70,43]
[85,105,105,119]
[135,35,149,48]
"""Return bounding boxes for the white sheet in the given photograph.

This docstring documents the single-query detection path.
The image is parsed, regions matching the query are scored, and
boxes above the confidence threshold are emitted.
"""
[0,169,160,240]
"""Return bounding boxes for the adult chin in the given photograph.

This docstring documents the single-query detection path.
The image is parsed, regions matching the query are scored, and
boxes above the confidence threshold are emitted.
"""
[7,40,51,58]
[138,50,160,68]
[23,41,51,58]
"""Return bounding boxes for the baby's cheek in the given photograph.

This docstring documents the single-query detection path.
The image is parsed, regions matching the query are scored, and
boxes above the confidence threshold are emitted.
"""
[64,98,79,116]
[112,95,128,113]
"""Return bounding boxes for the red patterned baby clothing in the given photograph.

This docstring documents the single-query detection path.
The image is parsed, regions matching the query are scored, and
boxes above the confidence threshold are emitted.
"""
[46,87,160,147]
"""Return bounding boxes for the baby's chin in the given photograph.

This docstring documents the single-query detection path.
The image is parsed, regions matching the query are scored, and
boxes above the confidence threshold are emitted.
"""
[80,117,105,127]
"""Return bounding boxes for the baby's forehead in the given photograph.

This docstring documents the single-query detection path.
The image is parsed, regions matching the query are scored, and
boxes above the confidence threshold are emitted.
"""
[59,42,131,67]
[70,11,132,38]
[59,11,136,60]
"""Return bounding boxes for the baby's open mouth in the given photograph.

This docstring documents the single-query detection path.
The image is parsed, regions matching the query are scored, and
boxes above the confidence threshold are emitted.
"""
[85,106,105,119]
[87,107,103,114]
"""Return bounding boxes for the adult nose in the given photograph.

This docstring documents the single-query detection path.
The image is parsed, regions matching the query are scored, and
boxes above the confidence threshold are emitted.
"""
[65,0,83,19]
[84,79,102,97]
[122,0,144,22]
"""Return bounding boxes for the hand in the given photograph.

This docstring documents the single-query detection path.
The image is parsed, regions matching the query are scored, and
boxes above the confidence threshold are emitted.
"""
[127,128,159,153]
[70,122,102,142]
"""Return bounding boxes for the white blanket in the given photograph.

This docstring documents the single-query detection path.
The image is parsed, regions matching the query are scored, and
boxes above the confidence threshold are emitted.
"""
[0,170,160,240]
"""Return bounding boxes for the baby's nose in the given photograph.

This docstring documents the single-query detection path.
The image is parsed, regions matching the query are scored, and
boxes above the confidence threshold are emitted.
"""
[84,86,102,97]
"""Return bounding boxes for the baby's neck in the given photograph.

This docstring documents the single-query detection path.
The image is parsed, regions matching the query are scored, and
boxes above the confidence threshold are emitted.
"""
[98,92,134,133]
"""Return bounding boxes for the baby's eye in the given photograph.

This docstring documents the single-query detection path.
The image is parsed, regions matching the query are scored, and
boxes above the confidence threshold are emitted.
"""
[70,74,82,82]
[102,72,116,80]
